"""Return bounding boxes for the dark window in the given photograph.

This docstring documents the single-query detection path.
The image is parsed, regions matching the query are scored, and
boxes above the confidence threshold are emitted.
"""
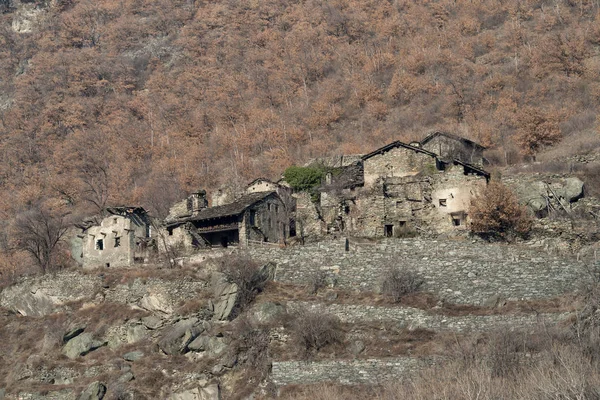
[220,236,228,248]
[114,237,121,247]
[384,224,393,237]
[399,221,407,227]
[249,210,256,226]
[439,199,447,207]
[289,219,296,237]
[452,217,461,226]
[96,239,104,250]
[113,218,118,224]
[275,204,279,213]
[267,203,271,212]
[168,228,173,236]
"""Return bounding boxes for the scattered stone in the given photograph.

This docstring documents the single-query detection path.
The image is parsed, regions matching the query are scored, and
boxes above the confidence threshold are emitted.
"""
[142,315,163,330]
[140,293,173,315]
[188,336,228,358]
[63,325,86,343]
[325,291,338,301]
[348,340,365,356]
[211,364,224,375]
[126,325,148,344]
[63,333,107,360]
[158,318,203,355]
[117,371,135,383]
[78,381,106,400]
[123,351,144,362]
[467,272,476,278]
[169,384,220,400]
[564,177,584,202]
[249,302,285,325]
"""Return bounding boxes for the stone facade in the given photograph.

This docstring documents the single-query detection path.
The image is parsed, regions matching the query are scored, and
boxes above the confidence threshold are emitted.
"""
[165,191,291,251]
[362,143,438,187]
[420,131,485,166]
[79,207,152,269]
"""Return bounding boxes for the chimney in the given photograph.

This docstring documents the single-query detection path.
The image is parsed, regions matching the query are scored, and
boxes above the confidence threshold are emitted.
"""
[187,189,208,216]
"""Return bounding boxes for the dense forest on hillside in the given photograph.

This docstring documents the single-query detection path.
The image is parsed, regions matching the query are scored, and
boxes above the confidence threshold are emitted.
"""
[1,0,600,272]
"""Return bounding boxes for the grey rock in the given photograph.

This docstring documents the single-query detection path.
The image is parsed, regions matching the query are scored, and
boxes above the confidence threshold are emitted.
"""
[117,371,135,383]
[169,385,220,400]
[123,350,144,362]
[564,177,584,202]
[78,381,106,400]
[140,293,173,314]
[63,333,107,359]
[211,282,238,321]
[211,364,225,375]
[0,388,5,400]
[188,336,228,358]
[2,288,56,316]
[126,325,148,344]
[219,353,237,368]
[142,315,163,330]
[249,302,285,325]
[348,340,365,356]
[158,318,203,355]
[63,325,86,343]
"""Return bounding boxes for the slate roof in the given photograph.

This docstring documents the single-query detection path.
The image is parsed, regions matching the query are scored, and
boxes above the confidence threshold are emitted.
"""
[167,191,276,227]
[361,141,437,161]
[452,159,490,179]
[420,131,486,150]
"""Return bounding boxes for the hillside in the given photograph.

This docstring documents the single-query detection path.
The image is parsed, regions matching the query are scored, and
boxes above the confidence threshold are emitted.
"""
[1,0,600,222]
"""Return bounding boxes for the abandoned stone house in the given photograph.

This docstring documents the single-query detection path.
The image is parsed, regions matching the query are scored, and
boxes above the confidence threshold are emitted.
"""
[297,133,490,238]
[164,189,292,251]
[78,207,153,269]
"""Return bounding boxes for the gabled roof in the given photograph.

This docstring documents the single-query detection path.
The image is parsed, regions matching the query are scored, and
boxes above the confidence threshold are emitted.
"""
[167,191,277,227]
[247,177,276,188]
[106,206,147,216]
[452,159,490,180]
[361,141,437,161]
[420,131,486,150]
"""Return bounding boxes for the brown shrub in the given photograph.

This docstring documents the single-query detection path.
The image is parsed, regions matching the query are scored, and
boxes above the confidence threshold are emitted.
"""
[469,181,533,240]
[219,255,267,319]
[288,308,345,358]
[381,267,424,303]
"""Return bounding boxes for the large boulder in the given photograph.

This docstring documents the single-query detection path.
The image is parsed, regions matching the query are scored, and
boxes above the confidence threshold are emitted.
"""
[187,336,228,358]
[210,282,238,321]
[78,381,106,400]
[1,287,56,316]
[140,292,173,314]
[158,318,205,355]
[63,333,107,359]
[563,177,585,202]
[249,302,286,325]
[169,384,220,400]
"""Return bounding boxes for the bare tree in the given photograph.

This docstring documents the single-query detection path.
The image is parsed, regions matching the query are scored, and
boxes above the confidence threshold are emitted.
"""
[13,205,71,274]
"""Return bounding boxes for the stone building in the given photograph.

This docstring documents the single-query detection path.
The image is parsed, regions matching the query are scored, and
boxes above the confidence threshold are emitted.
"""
[79,207,152,269]
[165,191,291,251]
[290,134,490,239]
[420,131,486,166]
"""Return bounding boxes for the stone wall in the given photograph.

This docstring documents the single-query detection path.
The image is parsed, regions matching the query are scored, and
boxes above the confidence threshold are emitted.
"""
[246,238,585,305]
[363,146,437,187]
[272,357,433,385]
[288,301,568,332]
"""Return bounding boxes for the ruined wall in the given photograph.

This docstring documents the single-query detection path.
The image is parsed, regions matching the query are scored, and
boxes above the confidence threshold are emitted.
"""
[421,135,484,165]
[294,192,324,238]
[242,195,288,244]
[246,238,585,305]
[82,215,147,269]
[363,147,437,187]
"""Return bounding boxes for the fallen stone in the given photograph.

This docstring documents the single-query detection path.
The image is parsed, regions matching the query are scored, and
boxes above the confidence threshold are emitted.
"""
[348,340,365,356]
[126,325,148,344]
[158,318,203,355]
[249,302,285,325]
[142,315,163,330]
[140,293,173,314]
[211,282,238,321]
[123,350,144,362]
[117,371,135,383]
[564,177,584,202]
[63,333,107,359]
[78,381,106,400]
[63,325,86,343]
[188,336,228,357]
[2,287,56,316]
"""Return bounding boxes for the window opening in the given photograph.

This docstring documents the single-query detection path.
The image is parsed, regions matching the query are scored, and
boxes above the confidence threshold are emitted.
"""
[452,218,461,226]
[114,237,121,247]
[249,210,256,226]
[384,224,393,237]
[96,239,104,250]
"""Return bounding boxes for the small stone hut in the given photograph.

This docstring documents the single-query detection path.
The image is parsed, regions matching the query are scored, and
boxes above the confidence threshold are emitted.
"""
[79,207,152,269]
[165,191,290,249]
[420,131,486,166]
